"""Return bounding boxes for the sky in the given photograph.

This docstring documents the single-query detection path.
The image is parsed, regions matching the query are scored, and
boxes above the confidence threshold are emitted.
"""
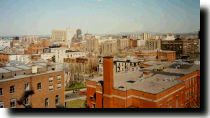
[0,0,200,36]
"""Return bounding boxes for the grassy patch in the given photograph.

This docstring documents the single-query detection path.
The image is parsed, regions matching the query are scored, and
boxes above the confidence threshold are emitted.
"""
[66,99,86,108]
[65,82,86,91]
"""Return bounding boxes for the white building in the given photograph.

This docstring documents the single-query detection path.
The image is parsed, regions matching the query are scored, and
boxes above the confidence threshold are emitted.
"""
[164,33,175,40]
[52,27,74,43]
[137,39,145,46]
[41,53,54,61]
[9,54,31,63]
[0,40,11,50]
[65,51,87,59]
[65,27,74,43]
[51,48,68,63]
[142,32,151,40]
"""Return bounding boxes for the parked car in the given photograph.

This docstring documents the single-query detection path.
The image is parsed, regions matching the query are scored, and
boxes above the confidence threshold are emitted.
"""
[73,89,80,93]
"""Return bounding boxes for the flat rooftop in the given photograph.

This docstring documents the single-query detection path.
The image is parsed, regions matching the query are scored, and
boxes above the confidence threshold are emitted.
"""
[87,61,200,94]
[0,68,11,73]
[3,66,23,71]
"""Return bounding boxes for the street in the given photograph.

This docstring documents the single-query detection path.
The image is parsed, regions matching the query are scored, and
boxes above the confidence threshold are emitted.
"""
[65,88,87,102]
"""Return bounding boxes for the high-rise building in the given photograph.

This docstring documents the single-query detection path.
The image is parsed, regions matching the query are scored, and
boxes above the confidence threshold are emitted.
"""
[76,29,82,38]
[117,38,129,50]
[101,41,117,56]
[52,28,74,42]
[142,32,151,40]
[145,39,161,50]
[86,36,98,52]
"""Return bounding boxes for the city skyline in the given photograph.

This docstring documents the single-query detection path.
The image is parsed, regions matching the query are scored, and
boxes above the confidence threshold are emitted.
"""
[0,0,200,36]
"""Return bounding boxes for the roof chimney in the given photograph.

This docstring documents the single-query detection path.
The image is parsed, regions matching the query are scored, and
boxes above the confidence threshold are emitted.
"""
[103,56,113,108]
[32,65,38,74]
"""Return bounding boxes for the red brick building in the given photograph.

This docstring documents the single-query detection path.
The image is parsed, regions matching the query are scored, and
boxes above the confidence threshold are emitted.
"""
[42,39,51,48]
[135,50,176,62]
[24,43,44,54]
[86,57,200,108]
[0,54,9,64]
[0,64,65,108]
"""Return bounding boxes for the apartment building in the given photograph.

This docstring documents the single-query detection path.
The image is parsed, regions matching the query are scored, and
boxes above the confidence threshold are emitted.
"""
[135,50,176,62]
[86,57,200,108]
[24,43,44,54]
[22,36,39,44]
[52,28,74,43]
[142,32,151,40]
[101,41,117,56]
[145,39,161,50]
[76,29,82,38]
[42,39,51,48]
[50,48,68,63]
[130,34,142,40]
[86,37,98,52]
[0,63,65,108]
[117,38,129,50]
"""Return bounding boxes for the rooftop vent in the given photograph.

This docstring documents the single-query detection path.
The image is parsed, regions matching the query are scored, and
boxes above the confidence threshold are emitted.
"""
[163,86,165,89]
[126,80,136,84]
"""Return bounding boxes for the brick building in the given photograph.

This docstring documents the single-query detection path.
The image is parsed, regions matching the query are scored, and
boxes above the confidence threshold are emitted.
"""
[42,39,51,48]
[0,63,65,108]
[86,57,200,108]
[0,54,9,64]
[101,41,117,56]
[24,43,44,54]
[135,50,176,62]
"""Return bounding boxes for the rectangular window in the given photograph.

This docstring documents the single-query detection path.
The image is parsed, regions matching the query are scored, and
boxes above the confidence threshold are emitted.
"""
[167,101,169,108]
[49,77,53,83]
[10,86,15,94]
[92,103,95,108]
[10,99,16,108]
[160,104,162,108]
[49,85,53,91]
[185,92,187,101]
[0,88,3,96]
[0,101,3,108]
[57,83,61,89]
[193,77,194,85]
[25,83,29,91]
[57,75,61,81]
[170,100,172,108]
[37,83,42,90]
[193,88,194,95]
[190,79,191,86]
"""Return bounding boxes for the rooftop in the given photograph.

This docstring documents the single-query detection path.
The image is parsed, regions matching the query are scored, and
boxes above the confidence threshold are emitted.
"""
[0,68,11,73]
[3,66,23,71]
[87,61,200,94]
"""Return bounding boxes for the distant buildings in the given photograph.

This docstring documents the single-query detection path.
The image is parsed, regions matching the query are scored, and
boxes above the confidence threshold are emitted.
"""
[22,36,39,44]
[76,29,82,38]
[145,39,161,50]
[142,32,151,40]
[117,38,129,50]
[86,36,98,52]
[24,43,44,54]
[52,28,74,42]
[101,41,117,56]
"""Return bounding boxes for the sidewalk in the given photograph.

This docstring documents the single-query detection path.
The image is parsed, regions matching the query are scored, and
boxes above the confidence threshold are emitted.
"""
[65,96,86,102]
[65,88,87,94]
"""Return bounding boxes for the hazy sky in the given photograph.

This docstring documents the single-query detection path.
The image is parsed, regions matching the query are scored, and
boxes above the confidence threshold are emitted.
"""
[0,0,200,36]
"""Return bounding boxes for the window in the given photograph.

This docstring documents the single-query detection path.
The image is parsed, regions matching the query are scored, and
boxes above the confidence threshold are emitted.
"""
[49,77,53,83]
[160,104,162,108]
[57,75,61,81]
[176,96,178,108]
[0,88,3,96]
[0,101,3,108]
[190,79,191,86]
[170,100,172,108]
[10,86,15,94]
[193,77,194,85]
[167,101,169,108]
[45,98,49,108]
[57,83,61,89]
[55,95,59,106]
[193,88,194,95]
[185,92,187,101]
[25,96,29,105]
[190,89,191,97]
[37,83,42,90]
[10,99,16,108]
[49,85,53,91]
[25,83,29,91]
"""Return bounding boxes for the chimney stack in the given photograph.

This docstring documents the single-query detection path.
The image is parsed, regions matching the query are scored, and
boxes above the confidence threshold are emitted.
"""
[103,56,113,108]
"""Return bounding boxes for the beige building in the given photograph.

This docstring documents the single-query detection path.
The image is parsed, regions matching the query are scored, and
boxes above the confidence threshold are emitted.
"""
[86,36,98,52]
[117,38,129,50]
[142,32,151,40]
[52,28,74,43]
[145,39,161,50]
[22,36,39,44]
[101,41,117,56]
[130,34,142,40]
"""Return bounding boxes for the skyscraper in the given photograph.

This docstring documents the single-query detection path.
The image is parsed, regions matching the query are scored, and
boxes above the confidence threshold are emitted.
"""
[76,29,82,38]
[52,28,74,42]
